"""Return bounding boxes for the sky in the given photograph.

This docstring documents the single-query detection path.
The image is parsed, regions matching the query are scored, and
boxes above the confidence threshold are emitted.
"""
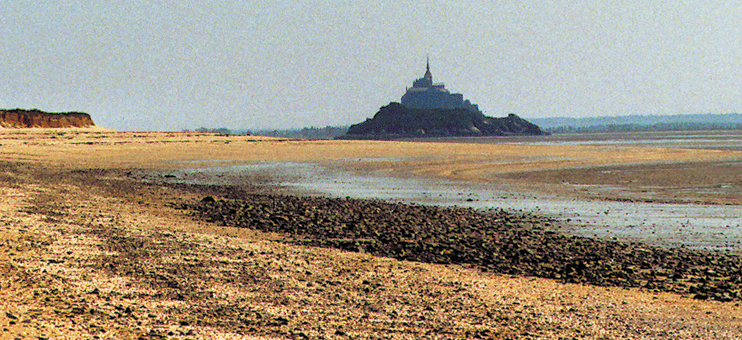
[2,1,742,131]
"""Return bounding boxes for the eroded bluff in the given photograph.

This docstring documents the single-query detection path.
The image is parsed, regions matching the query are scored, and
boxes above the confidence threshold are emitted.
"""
[0,109,95,128]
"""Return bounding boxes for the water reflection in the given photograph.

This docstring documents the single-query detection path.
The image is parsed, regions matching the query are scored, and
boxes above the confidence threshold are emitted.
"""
[166,162,742,253]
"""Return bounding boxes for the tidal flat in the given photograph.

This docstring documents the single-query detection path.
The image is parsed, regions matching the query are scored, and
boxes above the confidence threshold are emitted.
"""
[2,129,742,339]
[156,130,742,253]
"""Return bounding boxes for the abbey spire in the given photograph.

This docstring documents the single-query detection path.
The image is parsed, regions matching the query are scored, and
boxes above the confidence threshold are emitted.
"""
[423,56,432,82]
[401,58,479,112]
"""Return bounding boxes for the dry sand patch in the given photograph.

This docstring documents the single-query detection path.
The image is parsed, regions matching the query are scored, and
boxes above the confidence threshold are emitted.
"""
[3,130,742,174]
[501,160,742,205]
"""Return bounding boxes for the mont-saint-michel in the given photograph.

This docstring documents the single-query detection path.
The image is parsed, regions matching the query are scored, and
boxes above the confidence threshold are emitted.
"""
[341,60,546,139]
[400,59,481,111]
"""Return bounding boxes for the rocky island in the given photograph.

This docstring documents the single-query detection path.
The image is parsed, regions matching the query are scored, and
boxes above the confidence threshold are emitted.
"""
[343,102,546,138]
[0,108,95,128]
[341,60,547,139]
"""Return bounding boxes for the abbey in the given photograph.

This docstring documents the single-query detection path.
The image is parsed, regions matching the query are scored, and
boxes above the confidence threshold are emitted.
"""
[340,59,547,139]
[400,59,480,112]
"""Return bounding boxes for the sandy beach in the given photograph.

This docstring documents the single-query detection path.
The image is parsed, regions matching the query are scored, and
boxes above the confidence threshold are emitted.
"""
[2,129,742,339]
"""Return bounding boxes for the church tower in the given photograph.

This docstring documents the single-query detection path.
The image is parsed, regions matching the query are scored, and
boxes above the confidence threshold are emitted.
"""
[400,58,480,112]
[423,57,433,83]
[413,57,434,88]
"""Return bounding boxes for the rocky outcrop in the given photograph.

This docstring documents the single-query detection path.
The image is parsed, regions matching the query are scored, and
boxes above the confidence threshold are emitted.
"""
[340,102,547,139]
[0,109,95,128]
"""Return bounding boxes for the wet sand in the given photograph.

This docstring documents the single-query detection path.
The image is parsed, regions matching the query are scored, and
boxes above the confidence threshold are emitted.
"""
[3,129,741,170]
[9,128,742,251]
[155,158,742,252]
[408,130,742,151]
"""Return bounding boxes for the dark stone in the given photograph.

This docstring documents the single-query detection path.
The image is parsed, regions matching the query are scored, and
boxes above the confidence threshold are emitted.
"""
[274,317,289,325]
[694,293,709,300]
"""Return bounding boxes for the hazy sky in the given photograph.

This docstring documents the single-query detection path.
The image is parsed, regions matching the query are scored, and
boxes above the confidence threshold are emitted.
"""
[2,1,741,131]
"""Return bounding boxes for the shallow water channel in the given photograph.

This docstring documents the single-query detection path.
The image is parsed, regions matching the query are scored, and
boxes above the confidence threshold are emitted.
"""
[163,161,742,253]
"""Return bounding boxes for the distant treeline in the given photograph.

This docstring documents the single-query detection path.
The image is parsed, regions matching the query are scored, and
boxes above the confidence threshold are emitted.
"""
[180,126,348,139]
[182,127,239,135]
[251,125,348,139]
[548,122,742,133]
[184,113,741,137]
[531,113,742,133]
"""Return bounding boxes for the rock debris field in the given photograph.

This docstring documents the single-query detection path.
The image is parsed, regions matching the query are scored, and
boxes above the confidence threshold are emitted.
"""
[181,187,742,302]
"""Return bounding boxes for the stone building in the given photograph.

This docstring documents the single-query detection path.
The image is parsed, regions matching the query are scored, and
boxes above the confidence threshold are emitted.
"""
[400,59,480,112]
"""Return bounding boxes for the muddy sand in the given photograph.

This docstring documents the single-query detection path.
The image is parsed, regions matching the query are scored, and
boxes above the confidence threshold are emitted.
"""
[155,160,742,253]
[2,130,742,339]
